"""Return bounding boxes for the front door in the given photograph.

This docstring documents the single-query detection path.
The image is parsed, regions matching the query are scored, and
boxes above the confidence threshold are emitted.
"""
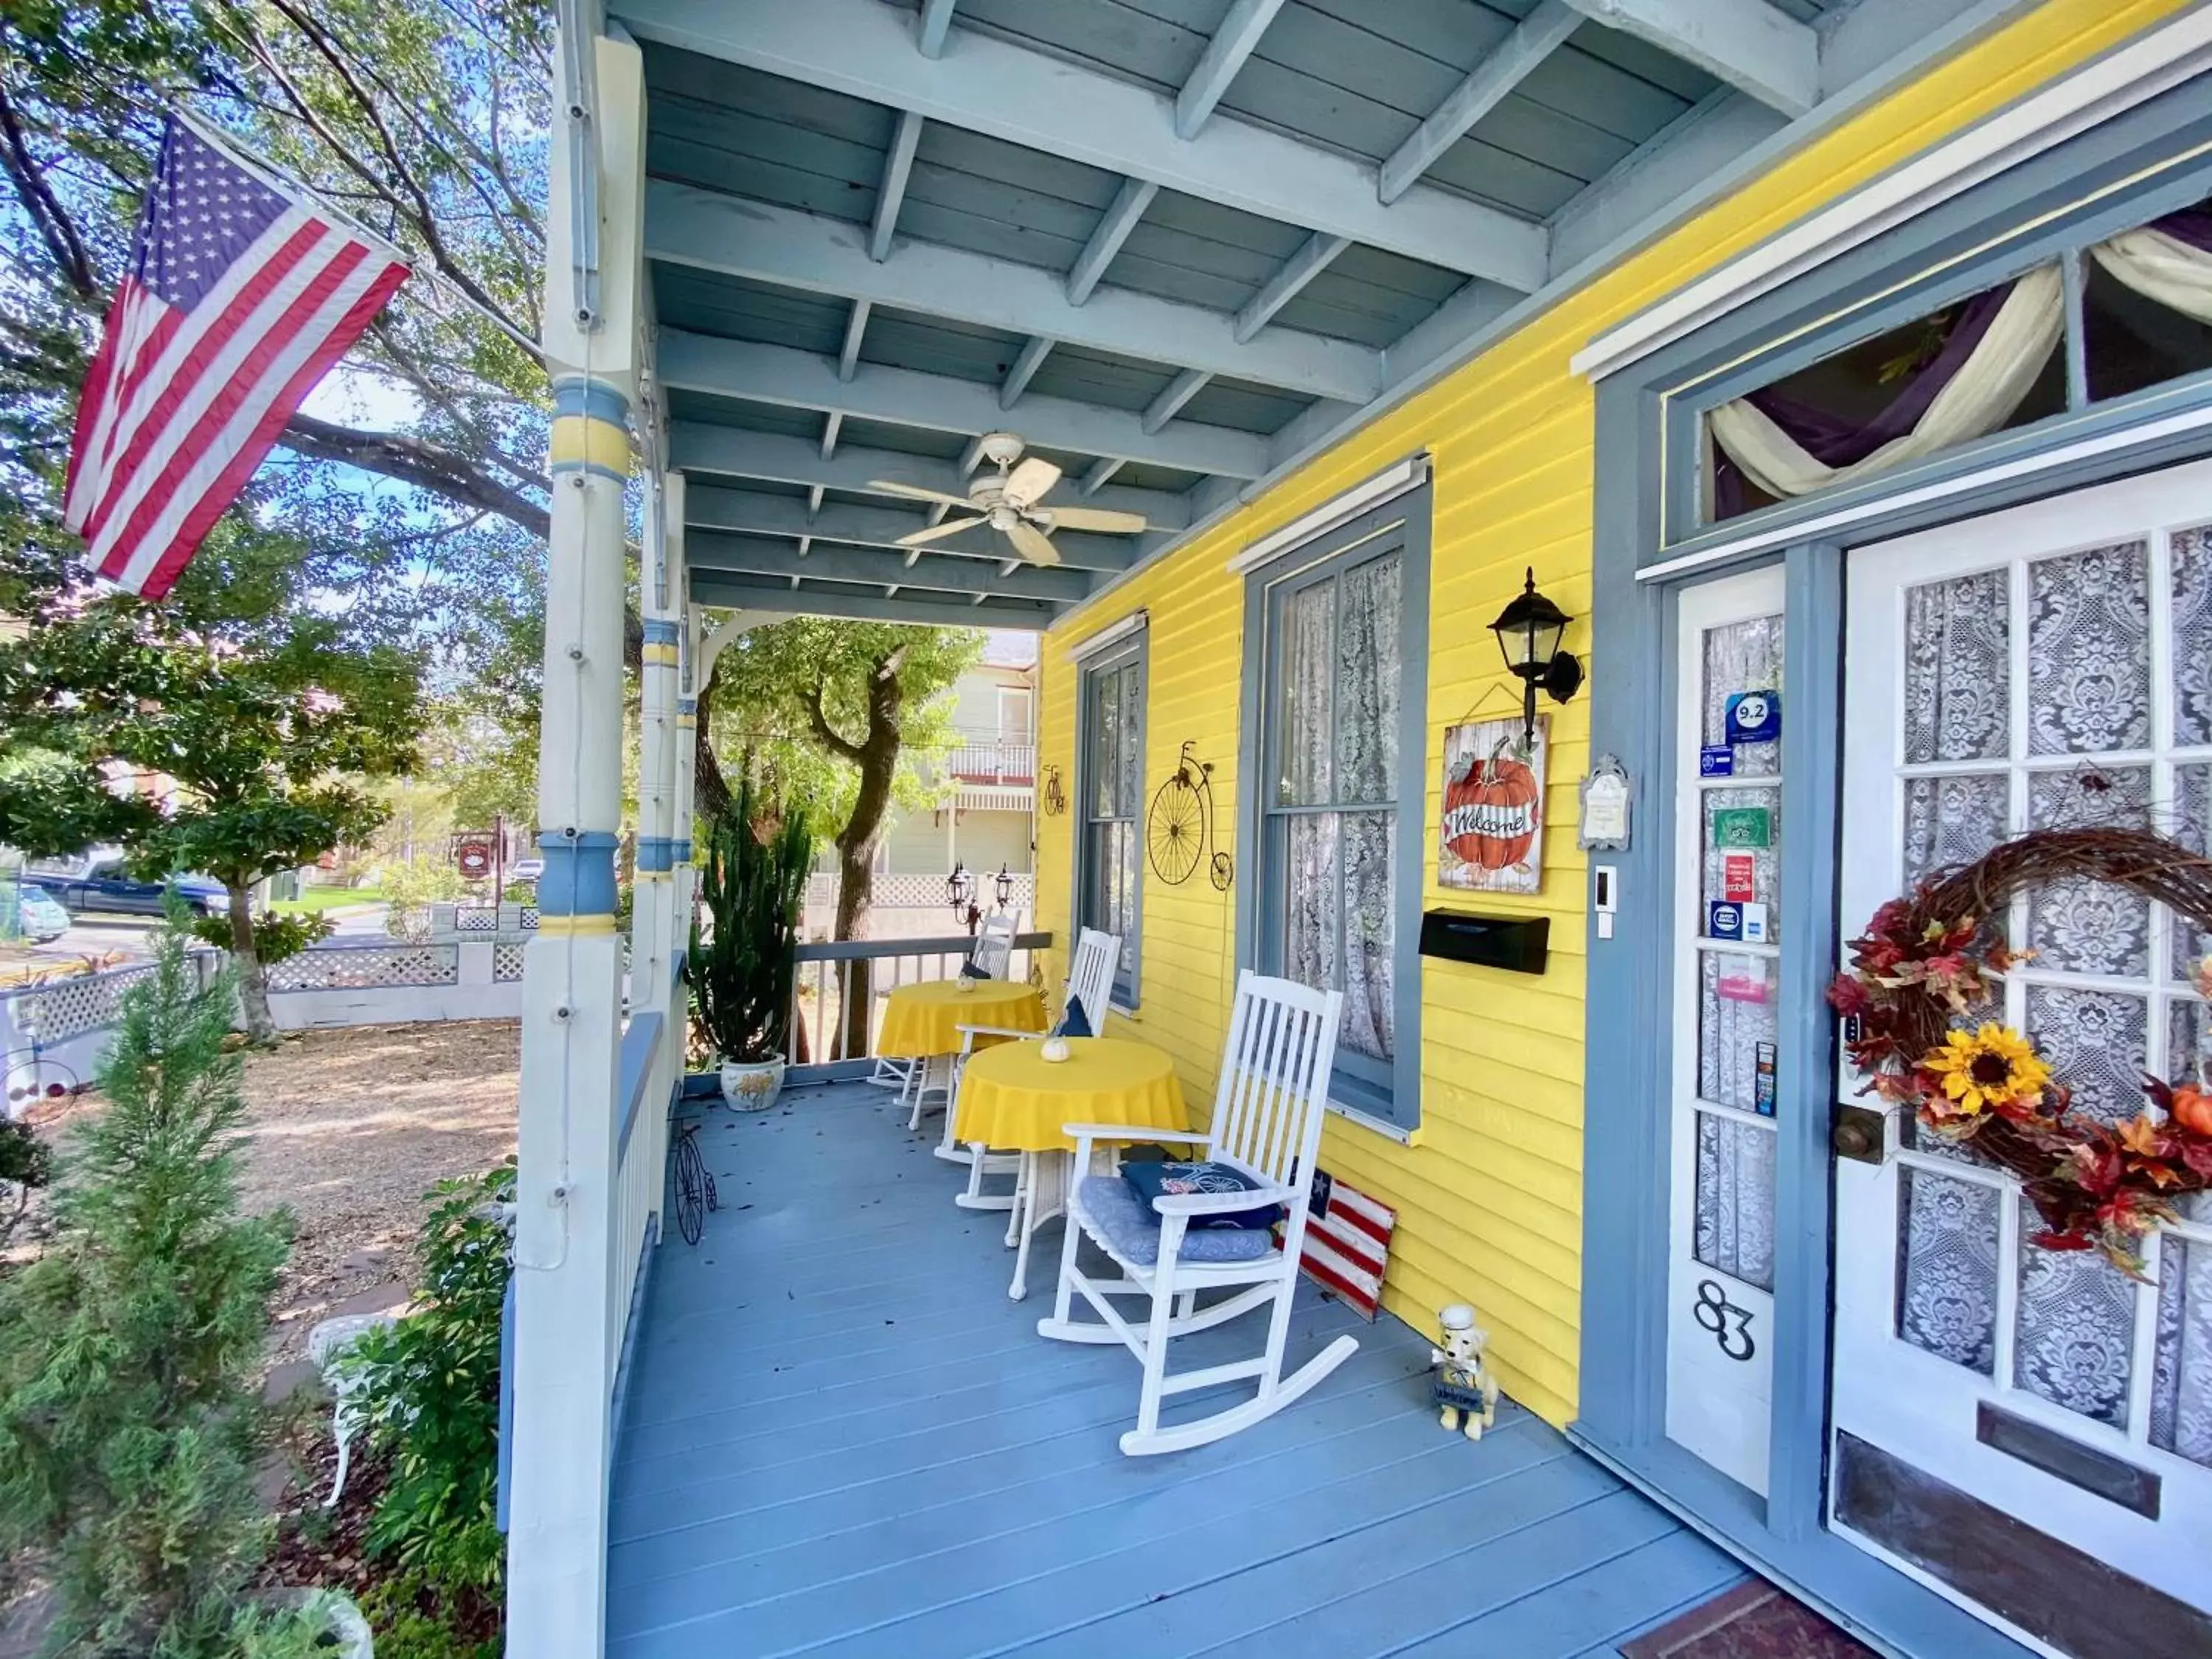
[1834,460,2212,1655]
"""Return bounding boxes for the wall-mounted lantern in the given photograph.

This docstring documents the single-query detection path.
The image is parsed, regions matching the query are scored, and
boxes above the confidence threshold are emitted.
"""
[1487,567,1582,752]
[947,861,974,922]
[993,863,1014,911]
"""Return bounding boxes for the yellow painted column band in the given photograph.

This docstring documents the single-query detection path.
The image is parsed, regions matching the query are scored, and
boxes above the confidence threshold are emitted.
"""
[549,414,631,481]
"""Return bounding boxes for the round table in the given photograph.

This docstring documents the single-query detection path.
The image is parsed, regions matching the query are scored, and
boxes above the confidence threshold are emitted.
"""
[954,1037,1189,1298]
[877,979,1046,1167]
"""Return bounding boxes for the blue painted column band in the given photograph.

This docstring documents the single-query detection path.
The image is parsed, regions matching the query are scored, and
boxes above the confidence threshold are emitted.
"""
[636,836,676,873]
[551,376,631,422]
[537,831,622,925]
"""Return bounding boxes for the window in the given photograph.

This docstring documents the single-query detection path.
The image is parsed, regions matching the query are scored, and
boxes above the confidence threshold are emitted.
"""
[1249,502,1427,1127]
[1076,634,1144,1006]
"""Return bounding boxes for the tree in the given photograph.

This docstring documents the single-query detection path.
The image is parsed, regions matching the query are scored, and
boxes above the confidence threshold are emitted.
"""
[709,620,981,1054]
[0,517,425,1043]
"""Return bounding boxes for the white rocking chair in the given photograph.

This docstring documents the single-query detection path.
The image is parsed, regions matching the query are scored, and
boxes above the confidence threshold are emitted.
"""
[903,908,1023,1130]
[944,926,1121,1211]
[1037,970,1357,1456]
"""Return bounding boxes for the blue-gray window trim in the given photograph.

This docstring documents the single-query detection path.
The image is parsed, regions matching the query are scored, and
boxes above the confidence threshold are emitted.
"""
[1234,487,1430,1132]
[1073,631,1146,1009]
[1578,72,2212,1659]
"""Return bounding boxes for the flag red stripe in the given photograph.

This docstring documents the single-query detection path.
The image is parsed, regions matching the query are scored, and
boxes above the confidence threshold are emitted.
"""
[77,219,326,549]
[94,234,367,584]
[63,290,131,511]
[1312,1215,1387,1276]
[80,295,183,518]
[138,256,407,598]
[1326,1190,1396,1248]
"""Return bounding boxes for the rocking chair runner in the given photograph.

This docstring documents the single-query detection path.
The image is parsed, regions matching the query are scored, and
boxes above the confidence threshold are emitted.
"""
[1037,971,1358,1455]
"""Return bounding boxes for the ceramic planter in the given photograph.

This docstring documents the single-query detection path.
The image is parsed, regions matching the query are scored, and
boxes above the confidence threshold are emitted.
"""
[720,1055,787,1111]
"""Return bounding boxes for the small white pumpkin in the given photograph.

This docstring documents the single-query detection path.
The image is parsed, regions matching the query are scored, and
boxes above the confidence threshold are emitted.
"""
[1040,1036,1072,1064]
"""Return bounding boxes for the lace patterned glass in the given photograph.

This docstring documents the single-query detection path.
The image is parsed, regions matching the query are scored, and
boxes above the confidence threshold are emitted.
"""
[1335,554,1399,804]
[1895,1166,2000,1374]
[1694,1112,1776,1292]
[2152,1230,2212,1470]
[1283,813,1337,993]
[1903,773,2010,885]
[2015,1242,2135,1427]
[1905,569,2011,762]
[2028,985,2149,1125]
[1340,810,1394,1062]
[2174,524,2212,747]
[1702,787,1781,941]
[2176,765,2212,984]
[1088,667,1122,818]
[2171,998,2208,1091]
[1700,952,1778,1113]
[1117,659,1143,814]
[1280,580,1333,806]
[2027,541,2151,756]
[2027,768,2152,976]
[1702,614,1784,779]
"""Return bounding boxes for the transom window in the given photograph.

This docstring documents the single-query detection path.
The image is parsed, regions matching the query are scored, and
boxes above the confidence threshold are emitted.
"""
[1076,635,1144,1006]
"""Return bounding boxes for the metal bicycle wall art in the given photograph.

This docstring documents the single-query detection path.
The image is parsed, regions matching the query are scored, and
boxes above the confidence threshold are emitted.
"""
[1147,740,1233,891]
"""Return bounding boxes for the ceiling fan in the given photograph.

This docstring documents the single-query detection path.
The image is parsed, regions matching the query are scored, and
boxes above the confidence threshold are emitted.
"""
[869,431,1146,566]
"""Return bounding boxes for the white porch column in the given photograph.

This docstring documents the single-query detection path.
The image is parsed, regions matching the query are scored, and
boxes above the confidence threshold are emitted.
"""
[507,21,644,1659]
[631,470,679,1015]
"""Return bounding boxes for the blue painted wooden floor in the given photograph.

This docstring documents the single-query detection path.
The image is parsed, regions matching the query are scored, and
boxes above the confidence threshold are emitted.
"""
[607,1082,1743,1658]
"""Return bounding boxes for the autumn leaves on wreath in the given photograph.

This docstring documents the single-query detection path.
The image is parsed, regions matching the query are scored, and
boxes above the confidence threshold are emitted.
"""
[1829,824,2212,1279]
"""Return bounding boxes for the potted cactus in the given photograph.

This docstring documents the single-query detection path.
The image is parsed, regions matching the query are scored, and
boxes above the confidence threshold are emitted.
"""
[691,785,812,1110]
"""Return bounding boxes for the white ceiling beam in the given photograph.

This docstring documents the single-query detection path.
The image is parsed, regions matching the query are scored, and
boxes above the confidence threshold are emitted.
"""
[664,426,1191,528]
[838,299,872,381]
[1234,232,1349,342]
[1001,335,1054,408]
[1142,369,1211,434]
[1175,0,1288,139]
[1379,1,1581,204]
[687,483,1141,572]
[690,531,1095,600]
[615,0,1548,290]
[658,330,1269,476]
[818,410,843,461]
[915,0,956,58]
[690,571,1060,627]
[1560,0,1818,119]
[1081,458,1124,495]
[646,183,1378,403]
[870,109,924,261]
[1067,178,1158,307]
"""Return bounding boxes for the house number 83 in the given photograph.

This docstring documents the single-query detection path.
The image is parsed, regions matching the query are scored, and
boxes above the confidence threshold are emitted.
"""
[1693,1279,1756,1361]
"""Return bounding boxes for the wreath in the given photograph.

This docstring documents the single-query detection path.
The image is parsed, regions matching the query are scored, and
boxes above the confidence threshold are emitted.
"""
[1828,825,2212,1279]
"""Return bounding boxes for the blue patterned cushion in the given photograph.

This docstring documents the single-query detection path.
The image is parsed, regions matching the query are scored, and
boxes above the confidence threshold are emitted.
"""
[1079,1176,1278,1266]
[1048,994,1093,1040]
[1120,1160,1280,1229]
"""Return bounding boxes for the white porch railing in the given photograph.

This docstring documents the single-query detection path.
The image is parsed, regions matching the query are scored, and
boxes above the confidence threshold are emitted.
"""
[945,737,1036,785]
[786,931,1051,1071]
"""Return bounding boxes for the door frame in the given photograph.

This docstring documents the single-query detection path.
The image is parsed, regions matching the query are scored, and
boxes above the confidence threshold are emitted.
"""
[1576,65,2212,1659]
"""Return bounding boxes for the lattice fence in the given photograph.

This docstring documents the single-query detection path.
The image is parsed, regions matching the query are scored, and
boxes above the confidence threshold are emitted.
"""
[454,906,498,933]
[267,944,459,992]
[7,964,159,1046]
[493,943,527,982]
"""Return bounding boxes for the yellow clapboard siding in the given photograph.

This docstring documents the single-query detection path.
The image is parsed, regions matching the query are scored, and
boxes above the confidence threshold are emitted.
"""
[1033,0,2188,1430]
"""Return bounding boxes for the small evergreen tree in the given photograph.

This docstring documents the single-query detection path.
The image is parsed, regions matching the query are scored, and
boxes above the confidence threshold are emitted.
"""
[0,922,297,1656]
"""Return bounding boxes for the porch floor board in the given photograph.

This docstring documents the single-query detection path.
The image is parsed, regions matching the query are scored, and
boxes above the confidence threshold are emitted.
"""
[607,1081,1742,1657]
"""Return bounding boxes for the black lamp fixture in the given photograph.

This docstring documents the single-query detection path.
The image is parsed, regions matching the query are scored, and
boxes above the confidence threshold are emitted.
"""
[947,861,973,919]
[992,863,1014,911]
[1487,567,1582,751]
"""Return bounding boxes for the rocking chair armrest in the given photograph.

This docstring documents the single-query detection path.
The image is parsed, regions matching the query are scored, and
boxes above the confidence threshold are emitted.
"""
[955,1023,1041,1045]
[1148,1183,1298,1218]
[1061,1124,1211,1146]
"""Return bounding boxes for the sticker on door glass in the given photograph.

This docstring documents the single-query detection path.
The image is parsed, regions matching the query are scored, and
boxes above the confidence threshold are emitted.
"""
[1700,746,1736,778]
[1724,689,1781,745]
[1722,852,1757,902]
[1708,900,1770,943]
[1711,806,1771,848]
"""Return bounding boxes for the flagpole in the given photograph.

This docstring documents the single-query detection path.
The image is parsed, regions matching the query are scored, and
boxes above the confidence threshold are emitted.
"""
[170,106,544,362]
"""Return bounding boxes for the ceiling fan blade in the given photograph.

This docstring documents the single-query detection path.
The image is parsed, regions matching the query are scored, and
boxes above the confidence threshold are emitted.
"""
[1003,456,1063,508]
[1041,505,1148,535]
[1006,518,1062,566]
[896,516,987,547]
[870,479,977,509]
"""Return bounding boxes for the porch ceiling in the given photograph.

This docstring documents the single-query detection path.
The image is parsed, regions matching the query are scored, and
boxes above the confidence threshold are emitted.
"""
[605,0,1972,630]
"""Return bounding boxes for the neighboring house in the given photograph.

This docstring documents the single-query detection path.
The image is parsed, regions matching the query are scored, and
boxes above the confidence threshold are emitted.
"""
[517,7,2212,1658]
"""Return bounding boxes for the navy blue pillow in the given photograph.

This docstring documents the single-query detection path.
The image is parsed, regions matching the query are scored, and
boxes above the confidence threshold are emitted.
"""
[1049,994,1093,1040]
[1120,1161,1281,1231]
[959,959,992,980]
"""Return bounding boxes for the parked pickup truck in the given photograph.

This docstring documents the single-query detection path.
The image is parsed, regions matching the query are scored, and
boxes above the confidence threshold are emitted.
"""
[21,852,226,918]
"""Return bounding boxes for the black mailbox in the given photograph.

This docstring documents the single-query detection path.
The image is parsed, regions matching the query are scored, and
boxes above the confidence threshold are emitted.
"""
[1418,910,1549,975]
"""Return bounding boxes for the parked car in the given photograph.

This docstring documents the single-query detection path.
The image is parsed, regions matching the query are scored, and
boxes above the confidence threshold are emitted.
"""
[13,883,69,942]
[509,856,545,886]
[21,851,226,917]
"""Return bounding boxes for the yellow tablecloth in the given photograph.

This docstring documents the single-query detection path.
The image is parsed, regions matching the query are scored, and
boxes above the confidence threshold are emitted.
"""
[953,1037,1187,1153]
[877,978,1045,1059]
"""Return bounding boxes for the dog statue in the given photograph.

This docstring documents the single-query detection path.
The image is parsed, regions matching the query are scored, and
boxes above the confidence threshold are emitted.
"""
[1429,1301,1500,1440]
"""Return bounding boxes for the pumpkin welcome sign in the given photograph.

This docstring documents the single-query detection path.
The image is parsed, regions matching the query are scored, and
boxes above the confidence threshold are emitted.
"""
[1439,715,1548,895]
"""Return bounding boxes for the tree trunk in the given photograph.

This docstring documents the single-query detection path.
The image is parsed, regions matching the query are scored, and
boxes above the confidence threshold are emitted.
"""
[225,883,277,1046]
[694,664,732,826]
[827,661,905,1060]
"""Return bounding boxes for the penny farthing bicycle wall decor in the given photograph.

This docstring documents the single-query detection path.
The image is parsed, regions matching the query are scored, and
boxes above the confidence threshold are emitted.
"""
[1147,740,1233,891]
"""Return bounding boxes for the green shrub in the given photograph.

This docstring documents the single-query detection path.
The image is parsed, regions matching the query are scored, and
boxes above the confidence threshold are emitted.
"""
[0,1115,51,1245]
[357,1573,499,1659]
[352,1162,515,1597]
[0,925,296,1656]
[189,907,335,967]
[691,785,811,1064]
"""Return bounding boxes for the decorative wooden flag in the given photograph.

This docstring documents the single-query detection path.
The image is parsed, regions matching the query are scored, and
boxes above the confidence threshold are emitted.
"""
[1295,1168,1394,1321]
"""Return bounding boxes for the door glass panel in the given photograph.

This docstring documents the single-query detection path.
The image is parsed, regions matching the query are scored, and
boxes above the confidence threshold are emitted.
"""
[1903,773,2010,883]
[1283,813,1338,992]
[2152,1229,2212,1469]
[1279,580,1334,806]
[1905,568,2011,762]
[1089,669,1120,817]
[1698,951,1778,1113]
[2174,524,2212,746]
[2172,999,2209,1088]
[2028,985,2149,1124]
[1701,615,1784,779]
[2027,768,2152,976]
[2084,250,2212,406]
[1896,1165,2000,1375]
[1335,554,1400,802]
[2027,541,2151,755]
[1701,787,1781,936]
[2178,765,2212,983]
[1116,662,1143,813]
[2016,1244,2135,1427]
[1694,1112,1776,1292]
[1340,810,1394,1062]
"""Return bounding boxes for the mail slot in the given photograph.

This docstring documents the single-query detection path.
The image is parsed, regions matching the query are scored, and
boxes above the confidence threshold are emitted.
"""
[1418,911,1549,975]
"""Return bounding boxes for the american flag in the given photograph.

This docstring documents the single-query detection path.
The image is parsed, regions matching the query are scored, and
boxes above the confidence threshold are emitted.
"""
[64,119,409,598]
